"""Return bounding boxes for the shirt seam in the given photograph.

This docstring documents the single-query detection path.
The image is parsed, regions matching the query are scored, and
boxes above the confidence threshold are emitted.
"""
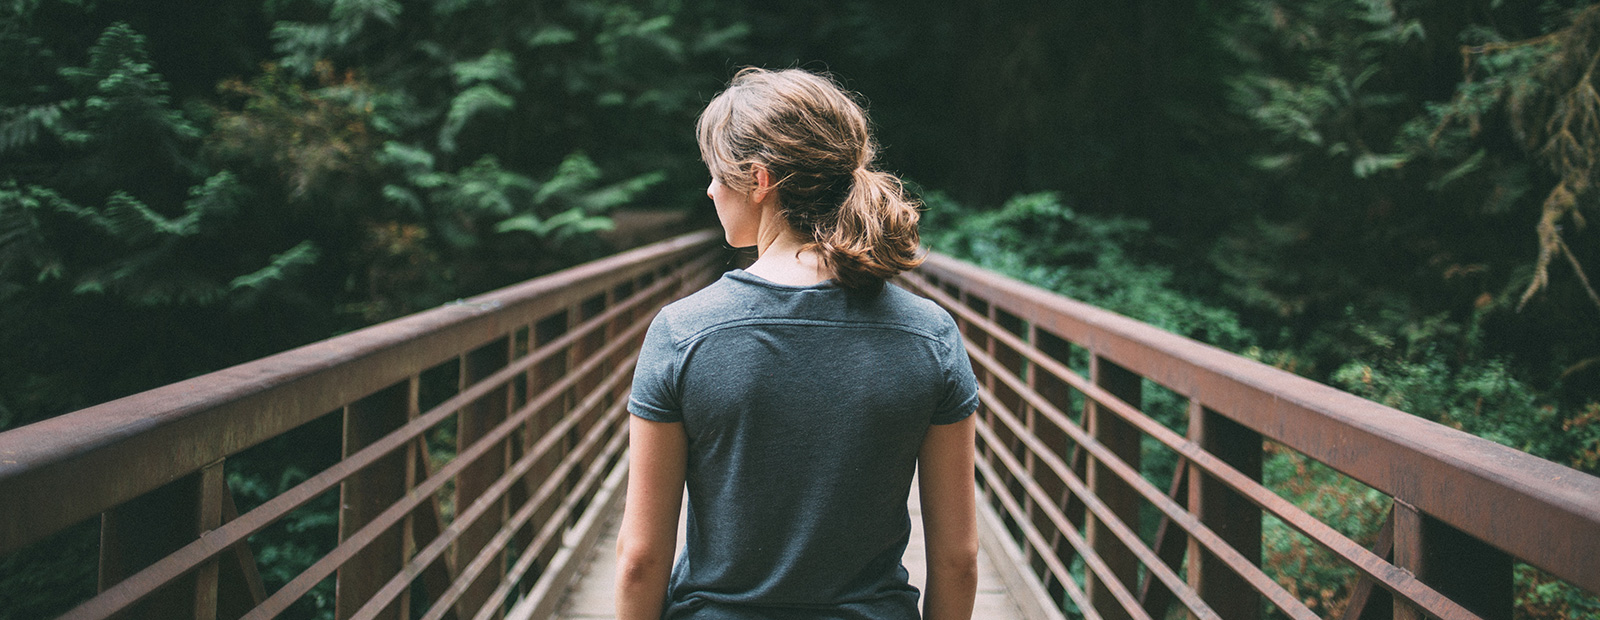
[674,317,944,349]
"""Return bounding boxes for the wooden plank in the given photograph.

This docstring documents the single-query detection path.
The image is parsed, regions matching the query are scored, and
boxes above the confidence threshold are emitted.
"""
[976,482,1070,620]
[544,475,1043,620]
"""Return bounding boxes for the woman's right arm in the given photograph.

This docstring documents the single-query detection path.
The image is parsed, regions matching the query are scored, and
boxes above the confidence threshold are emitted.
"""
[615,415,687,620]
[918,413,979,620]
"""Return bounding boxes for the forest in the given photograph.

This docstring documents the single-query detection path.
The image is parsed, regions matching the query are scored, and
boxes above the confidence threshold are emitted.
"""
[1,0,1598,618]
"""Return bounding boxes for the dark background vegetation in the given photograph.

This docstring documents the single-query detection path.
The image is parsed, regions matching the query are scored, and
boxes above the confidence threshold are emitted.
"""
[3,0,1599,618]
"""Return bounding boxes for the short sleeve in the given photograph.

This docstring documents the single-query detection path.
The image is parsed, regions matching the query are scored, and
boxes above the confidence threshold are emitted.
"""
[930,319,980,425]
[628,312,683,423]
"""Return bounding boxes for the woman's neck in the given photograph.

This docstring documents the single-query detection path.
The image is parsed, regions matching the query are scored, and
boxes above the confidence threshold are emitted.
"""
[746,223,831,287]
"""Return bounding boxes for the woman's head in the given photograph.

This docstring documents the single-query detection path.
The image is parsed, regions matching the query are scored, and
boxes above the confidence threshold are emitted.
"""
[697,67,922,289]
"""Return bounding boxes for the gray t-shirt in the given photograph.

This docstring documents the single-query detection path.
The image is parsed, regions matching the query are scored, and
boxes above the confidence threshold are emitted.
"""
[628,269,981,620]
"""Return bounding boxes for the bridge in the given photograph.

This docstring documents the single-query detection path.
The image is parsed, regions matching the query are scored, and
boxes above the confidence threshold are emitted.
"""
[1,230,1596,620]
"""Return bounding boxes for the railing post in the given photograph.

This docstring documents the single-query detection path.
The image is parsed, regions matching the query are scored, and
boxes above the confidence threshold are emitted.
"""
[1186,404,1261,620]
[99,459,224,620]
[1390,500,1512,620]
[194,460,224,620]
[457,337,512,618]
[519,311,572,587]
[1032,330,1087,601]
[1085,354,1141,620]
[336,380,414,620]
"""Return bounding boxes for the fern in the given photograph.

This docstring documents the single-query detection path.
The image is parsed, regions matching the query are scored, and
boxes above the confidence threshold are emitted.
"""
[59,23,199,143]
[450,49,522,91]
[229,240,320,292]
[0,103,68,154]
[437,84,513,153]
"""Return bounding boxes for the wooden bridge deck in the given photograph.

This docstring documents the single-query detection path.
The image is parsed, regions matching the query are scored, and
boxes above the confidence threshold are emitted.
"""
[543,476,1048,620]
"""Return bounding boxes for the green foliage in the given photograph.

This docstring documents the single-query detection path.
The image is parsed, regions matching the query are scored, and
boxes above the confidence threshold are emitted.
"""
[5,0,1600,616]
[59,22,201,146]
[1226,0,1423,174]
[923,190,1253,351]
[1517,563,1600,620]
[0,521,96,620]
[1327,308,1600,474]
[1262,446,1390,618]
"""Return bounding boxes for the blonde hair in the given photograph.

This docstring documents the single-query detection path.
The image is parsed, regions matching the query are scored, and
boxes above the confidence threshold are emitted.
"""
[696,67,922,290]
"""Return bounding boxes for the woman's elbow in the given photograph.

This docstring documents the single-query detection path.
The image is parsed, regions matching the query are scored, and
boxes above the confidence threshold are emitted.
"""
[615,536,673,586]
[929,539,980,583]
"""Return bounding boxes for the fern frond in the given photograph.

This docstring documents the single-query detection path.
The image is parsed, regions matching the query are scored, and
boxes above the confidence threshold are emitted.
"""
[438,84,513,153]
[229,240,320,291]
[0,103,68,154]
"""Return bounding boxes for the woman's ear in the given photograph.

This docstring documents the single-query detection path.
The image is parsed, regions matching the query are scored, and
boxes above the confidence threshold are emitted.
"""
[750,165,775,205]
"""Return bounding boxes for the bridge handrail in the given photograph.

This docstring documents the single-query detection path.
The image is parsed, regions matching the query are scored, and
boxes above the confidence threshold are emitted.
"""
[904,252,1600,620]
[0,229,725,619]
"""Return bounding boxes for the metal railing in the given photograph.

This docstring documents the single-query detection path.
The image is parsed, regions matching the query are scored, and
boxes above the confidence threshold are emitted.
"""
[5,233,1598,620]
[899,253,1600,620]
[0,230,725,620]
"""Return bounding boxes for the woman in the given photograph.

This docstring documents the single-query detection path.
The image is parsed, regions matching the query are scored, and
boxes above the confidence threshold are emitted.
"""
[617,67,981,620]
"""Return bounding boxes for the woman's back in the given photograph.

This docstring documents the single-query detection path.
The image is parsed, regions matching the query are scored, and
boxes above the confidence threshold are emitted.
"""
[615,67,980,620]
[630,270,977,618]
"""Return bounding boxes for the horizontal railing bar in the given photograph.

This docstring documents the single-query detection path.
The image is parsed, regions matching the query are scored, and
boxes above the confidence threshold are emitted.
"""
[415,393,630,620]
[972,441,1103,620]
[974,390,1193,620]
[0,229,722,556]
[61,258,703,620]
[915,255,1600,591]
[961,339,1314,619]
[910,272,1478,619]
[240,301,656,620]
[978,382,1218,618]
[460,404,630,620]
[478,265,724,620]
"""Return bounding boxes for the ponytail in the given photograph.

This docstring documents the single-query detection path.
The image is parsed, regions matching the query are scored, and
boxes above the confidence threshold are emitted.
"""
[811,168,923,290]
[697,68,925,290]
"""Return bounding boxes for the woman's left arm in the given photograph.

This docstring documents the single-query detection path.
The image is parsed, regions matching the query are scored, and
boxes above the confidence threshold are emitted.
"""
[615,415,688,620]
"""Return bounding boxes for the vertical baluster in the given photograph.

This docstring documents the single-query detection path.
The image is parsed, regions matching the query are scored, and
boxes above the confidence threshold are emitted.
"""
[994,310,1028,522]
[457,337,512,618]
[1084,354,1141,620]
[1391,501,1424,620]
[336,381,412,620]
[194,460,225,620]
[98,463,211,616]
[1021,322,1041,577]
[502,323,536,600]
[1390,499,1512,620]
[522,311,570,588]
[1186,404,1260,620]
[1033,329,1082,602]
[401,376,422,620]
[567,296,605,524]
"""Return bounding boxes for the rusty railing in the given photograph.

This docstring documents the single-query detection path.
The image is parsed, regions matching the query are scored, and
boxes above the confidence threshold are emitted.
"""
[5,233,1599,620]
[899,253,1600,620]
[0,230,725,620]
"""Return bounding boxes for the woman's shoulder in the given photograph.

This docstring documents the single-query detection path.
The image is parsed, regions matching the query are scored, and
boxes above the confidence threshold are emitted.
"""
[878,281,959,329]
[649,272,960,344]
[648,272,751,340]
